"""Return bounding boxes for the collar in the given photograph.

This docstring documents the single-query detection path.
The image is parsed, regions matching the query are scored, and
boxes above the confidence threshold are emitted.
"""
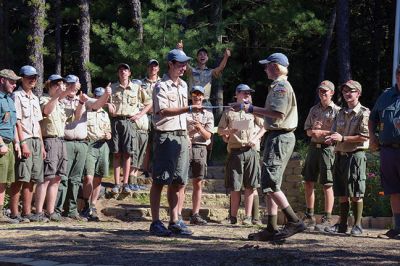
[162,74,183,88]
[118,81,134,90]
[144,76,161,83]
[345,102,362,114]
[0,91,7,98]
[194,65,210,71]
[319,101,336,109]
[18,86,35,99]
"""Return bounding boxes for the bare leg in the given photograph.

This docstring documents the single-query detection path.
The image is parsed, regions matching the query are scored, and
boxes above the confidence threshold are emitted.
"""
[304,181,315,209]
[323,185,334,213]
[122,153,131,184]
[177,186,185,216]
[266,193,278,215]
[10,182,22,216]
[168,184,183,223]
[244,188,255,217]
[34,180,50,213]
[192,178,202,214]
[83,175,94,200]
[45,176,61,214]
[230,191,241,218]
[90,177,102,206]
[0,184,5,206]
[22,182,34,216]
[113,153,121,185]
[150,183,163,222]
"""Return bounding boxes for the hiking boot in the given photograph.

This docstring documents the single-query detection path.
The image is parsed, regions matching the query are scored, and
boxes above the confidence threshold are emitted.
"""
[0,215,19,224]
[314,215,332,232]
[252,219,262,225]
[190,213,207,225]
[242,216,252,226]
[122,184,132,194]
[10,215,30,223]
[168,222,193,235]
[68,213,88,222]
[378,229,400,239]
[22,213,34,222]
[230,216,238,225]
[150,220,172,237]
[111,184,121,194]
[248,228,279,241]
[272,220,306,240]
[302,213,316,229]
[29,212,50,223]
[47,212,62,222]
[325,223,348,234]
[350,225,363,236]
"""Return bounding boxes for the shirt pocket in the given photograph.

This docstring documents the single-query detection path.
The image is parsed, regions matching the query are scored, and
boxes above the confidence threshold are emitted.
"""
[20,98,31,118]
[167,92,178,108]
[33,101,41,119]
[128,94,138,106]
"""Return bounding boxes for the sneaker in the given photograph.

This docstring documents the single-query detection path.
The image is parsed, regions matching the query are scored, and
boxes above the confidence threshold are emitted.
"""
[0,215,19,224]
[122,184,132,194]
[168,222,193,235]
[230,216,238,225]
[302,213,316,229]
[137,184,148,190]
[150,220,172,237]
[29,212,50,223]
[111,184,121,194]
[272,220,306,240]
[177,219,188,229]
[378,229,400,239]
[252,219,262,225]
[242,216,252,226]
[22,213,34,221]
[47,212,62,222]
[10,215,30,223]
[128,184,140,191]
[88,207,100,222]
[314,215,332,232]
[350,225,363,236]
[68,213,88,222]
[190,213,207,225]
[248,228,279,241]
[324,223,348,234]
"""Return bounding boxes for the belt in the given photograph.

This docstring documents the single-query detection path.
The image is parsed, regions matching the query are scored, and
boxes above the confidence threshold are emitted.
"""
[44,136,64,140]
[156,130,187,136]
[337,149,366,156]
[230,146,251,152]
[2,138,12,144]
[381,143,400,149]
[268,129,295,134]
[192,144,207,147]
[311,142,333,149]
[65,139,88,142]
[113,116,131,120]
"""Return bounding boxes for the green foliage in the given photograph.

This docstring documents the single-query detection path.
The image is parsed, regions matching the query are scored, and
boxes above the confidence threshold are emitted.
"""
[294,139,309,160]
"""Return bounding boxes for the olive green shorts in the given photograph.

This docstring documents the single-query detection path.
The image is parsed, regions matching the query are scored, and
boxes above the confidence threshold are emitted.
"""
[333,150,366,198]
[0,142,15,184]
[84,140,110,177]
[43,137,68,179]
[17,138,44,183]
[111,118,138,157]
[131,130,148,169]
[302,143,335,185]
[190,144,207,180]
[225,147,260,191]
[261,131,295,193]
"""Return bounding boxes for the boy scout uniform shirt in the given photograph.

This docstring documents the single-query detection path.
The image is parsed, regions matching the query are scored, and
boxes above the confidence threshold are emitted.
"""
[369,86,400,145]
[86,107,111,141]
[187,109,214,145]
[13,87,42,139]
[332,102,370,152]
[61,96,92,140]
[40,94,66,137]
[0,91,17,140]
[141,77,161,100]
[304,101,340,143]
[153,74,188,131]
[217,110,264,151]
[187,66,217,100]
[110,81,152,117]
[263,77,298,131]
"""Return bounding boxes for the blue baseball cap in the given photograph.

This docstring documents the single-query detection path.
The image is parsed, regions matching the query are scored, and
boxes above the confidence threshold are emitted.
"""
[93,87,105,97]
[191,86,205,94]
[65,74,79,83]
[19,65,38,76]
[259,53,289,67]
[167,49,192,63]
[236,84,255,93]
[48,74,64,82]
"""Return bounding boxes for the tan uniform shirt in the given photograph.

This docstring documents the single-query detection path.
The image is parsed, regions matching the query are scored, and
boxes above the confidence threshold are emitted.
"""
[141,76,161,100]
[333,102,370,152]
[13,87,42,139]
[218,110,264,151]
[263,77,298,131]
[86,107,111,141]
[40,94,67,138]
[304,101,340,143]
[187,109,214,145]
[153,74,188,131]
[110,81,151,117]
[62,96,93,140]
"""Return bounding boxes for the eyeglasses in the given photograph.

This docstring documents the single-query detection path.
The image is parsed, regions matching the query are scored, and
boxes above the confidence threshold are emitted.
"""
[342,89,358,94]
[23,75,38,80]
[319,89,329,94]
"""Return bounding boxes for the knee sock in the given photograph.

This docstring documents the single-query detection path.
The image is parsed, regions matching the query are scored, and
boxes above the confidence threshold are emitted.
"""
[306,208,314,216]
[339,201,350,225]
[352,201,363,226]
[267,215,278,231]
[252,194,260,221]
[282,205,300,223]
[325,212,332,219]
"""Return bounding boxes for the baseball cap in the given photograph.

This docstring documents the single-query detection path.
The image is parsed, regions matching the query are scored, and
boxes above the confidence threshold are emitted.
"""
[341,80,362,93]
[148,59,159,66]
[117,63,130,71]
[48,74,64,82]
[236,84,255,93]
[65,74,79,83]
[259,53,289,67]
[19,65,38,76]
[197,48,208,55]
[167,49,192,62]
[318,80,335,91]
[0,69,21,81]
[191,86,205,94]
[93,87,105,97]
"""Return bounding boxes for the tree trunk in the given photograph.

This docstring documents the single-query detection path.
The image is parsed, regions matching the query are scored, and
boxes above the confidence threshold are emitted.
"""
[55,0,62,75]
[371,0,383,100]
[78,0,91,94]
[129,0,143,45]
[318,8,336,84]
[0,0,10,67]
[336,0,352,84]
[27,0,46,96]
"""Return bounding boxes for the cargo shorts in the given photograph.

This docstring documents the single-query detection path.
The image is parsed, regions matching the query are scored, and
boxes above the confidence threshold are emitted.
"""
[17,137,44,183]
[302,143,335,185]
[190,144,207,180]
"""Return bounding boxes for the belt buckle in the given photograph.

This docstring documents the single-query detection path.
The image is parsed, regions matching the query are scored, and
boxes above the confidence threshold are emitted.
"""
[316,143,322,148]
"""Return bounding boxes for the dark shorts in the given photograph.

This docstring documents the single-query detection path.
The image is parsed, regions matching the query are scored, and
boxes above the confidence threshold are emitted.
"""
[43,137,68,179]
[111,118,137,156]
[152,131,189,186]
[302,143,335,185]
[333,150,366,198]
[380,147,400,194]
[261,131,295,193]
[84,140,110,177]
[225,147,260,191]
[17,138,44,183]
[131,130,148,169]
[190,144,207,180]
[0,142,15,184]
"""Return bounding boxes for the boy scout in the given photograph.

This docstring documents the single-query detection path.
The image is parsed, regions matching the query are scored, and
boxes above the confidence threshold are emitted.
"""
[0,69,20,224]
[218,84,265,225]
[302,80,340,231]
[325,80,369,236]
[81,87,111,221]
[32,74,70,222]
[150,49,203,236]
[10,65,45,222]
[232,53,305,241]
[108,63,152,194]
